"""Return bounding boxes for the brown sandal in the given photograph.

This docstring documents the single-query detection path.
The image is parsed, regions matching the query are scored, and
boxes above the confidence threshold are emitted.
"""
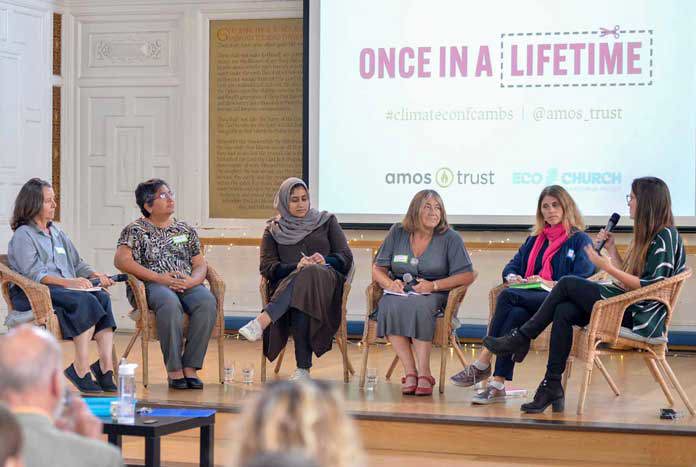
[415,375,436,396]
[401,372,418,395]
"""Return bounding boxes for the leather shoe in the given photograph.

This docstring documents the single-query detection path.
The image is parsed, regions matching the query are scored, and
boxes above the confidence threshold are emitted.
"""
[185,377,204,390]
[521,378,565,413]
[483,328,531,363]
[64,364,103,393]
[168,378,188,390]
[90,360,117,392]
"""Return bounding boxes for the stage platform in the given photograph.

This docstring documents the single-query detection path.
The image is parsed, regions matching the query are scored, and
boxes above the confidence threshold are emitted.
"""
[70,334,696,466]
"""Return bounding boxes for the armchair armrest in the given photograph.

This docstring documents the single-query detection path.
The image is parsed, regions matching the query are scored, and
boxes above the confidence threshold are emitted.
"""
[0,262,53,326]
[365,282,383,319]
[587,268,692,342]
[205,264,226,302]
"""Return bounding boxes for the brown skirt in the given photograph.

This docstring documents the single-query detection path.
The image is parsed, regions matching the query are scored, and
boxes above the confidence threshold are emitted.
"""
[263,264,344,361]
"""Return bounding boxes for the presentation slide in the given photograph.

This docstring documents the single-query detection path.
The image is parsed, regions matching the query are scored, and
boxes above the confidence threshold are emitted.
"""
[307,0,696,226]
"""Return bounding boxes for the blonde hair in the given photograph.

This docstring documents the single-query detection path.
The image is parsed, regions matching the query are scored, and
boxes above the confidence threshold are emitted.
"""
[401,190,449,234]
[532,185,585,236]
[229,380,364,467]
[624,177,674,275]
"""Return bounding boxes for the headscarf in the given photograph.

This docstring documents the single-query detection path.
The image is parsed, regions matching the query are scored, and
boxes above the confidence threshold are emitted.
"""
[267,177,332,245]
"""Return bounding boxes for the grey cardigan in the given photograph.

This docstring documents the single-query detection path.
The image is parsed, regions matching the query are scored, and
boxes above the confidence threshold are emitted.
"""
[8,222,95,283]
[15,412,124,467]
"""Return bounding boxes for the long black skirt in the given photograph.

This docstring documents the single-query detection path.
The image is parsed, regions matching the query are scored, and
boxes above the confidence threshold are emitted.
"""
[11,285,116,339]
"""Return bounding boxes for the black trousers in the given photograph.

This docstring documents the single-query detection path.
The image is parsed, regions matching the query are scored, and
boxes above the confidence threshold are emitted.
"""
[519,276,631,378]
[265,281,313,369]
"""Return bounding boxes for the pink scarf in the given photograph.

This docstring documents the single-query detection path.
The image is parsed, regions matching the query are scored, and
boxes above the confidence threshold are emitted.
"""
[524,223,568,281]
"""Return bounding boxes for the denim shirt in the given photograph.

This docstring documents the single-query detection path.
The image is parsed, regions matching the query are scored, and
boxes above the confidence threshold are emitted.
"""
[8,222,95,283]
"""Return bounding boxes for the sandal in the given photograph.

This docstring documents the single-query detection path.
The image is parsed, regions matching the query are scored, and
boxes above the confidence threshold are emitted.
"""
[415,375,436,396]
[401,372,418,395]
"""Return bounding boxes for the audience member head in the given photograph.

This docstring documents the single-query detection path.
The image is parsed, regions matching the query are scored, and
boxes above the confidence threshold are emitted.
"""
[10,178,54,231]
[402,189,448,235]
[230,380,364,467]
[134,178,174,219]
[0,325,64,419]
[533,185,584,235]
[242,451,319,467]
[0,404,23,467]
[624,176,674,275]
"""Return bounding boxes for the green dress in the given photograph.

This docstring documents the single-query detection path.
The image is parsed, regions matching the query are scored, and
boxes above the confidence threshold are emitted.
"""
[599,227,686,338]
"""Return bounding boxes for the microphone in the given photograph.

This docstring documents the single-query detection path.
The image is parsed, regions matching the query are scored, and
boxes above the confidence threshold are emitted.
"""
[402,273,417,292]
[90,274,128,286]
[595,213,621,253]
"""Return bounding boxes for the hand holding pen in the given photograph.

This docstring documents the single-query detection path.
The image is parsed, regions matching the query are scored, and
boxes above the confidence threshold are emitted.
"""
[298,251,326,269]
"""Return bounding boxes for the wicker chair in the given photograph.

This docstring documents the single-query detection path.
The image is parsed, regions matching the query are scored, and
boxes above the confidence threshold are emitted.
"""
[0,254,119,377]
[572,267,694,415]
[258,265,355,383]
[119,264,226,387]
[359,273,477,395]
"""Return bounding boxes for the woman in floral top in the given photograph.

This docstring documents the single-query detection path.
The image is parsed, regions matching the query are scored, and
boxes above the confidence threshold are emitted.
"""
[484,177,685,413]
[114,179,217,390]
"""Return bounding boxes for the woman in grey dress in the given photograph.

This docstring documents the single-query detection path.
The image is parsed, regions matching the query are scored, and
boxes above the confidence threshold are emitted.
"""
[373,190,475,395]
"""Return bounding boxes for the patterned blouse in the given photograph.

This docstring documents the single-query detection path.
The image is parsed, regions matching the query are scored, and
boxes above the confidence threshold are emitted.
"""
[599,227,686,338]
[117,218,201,276]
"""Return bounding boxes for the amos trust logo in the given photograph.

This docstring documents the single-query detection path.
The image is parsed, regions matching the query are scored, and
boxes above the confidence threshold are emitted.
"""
[385,168,495,188]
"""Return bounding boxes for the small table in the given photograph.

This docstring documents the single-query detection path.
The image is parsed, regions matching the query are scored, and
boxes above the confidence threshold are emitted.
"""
[102,411,215,467]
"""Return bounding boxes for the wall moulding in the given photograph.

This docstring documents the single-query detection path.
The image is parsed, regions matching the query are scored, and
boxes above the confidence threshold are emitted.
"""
[89,31,167,66]
[78,19,180,78]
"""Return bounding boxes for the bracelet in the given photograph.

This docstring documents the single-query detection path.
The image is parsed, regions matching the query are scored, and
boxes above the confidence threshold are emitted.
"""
[433,280,439,291]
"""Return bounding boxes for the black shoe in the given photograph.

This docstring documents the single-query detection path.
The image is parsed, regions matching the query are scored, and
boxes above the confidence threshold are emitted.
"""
[64,364,103,393]
[482,328,531,363]
[168,378,189,389]
[90,361,118,392]
[521,378,565,414]
[185,377,204,390]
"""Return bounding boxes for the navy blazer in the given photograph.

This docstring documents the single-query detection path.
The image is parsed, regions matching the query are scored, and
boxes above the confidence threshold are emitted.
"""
[502,230,595,281]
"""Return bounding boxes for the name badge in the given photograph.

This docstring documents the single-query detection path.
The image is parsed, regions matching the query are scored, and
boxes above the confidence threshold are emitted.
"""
[567,249,575,260]
[55,246,66,255]
[172,234,188,245]
[393,254,408,263]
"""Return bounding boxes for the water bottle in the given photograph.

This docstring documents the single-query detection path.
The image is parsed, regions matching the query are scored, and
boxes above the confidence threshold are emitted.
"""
[117,358,138,424]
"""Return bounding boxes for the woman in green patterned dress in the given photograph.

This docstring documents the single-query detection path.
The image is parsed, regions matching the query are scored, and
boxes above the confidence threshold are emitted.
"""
[483,177,686,413]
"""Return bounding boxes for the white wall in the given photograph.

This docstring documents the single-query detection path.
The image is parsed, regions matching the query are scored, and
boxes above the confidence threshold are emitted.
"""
[0,0,57,329]
[0,0,55,246]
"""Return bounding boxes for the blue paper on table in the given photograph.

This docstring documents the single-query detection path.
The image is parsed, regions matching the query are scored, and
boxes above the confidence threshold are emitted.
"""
[146,408,216,418]
[84,397,119,417]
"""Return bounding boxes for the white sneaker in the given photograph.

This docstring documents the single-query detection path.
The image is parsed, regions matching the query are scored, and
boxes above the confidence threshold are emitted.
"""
[239,319,263,342]
[288,368,311,381]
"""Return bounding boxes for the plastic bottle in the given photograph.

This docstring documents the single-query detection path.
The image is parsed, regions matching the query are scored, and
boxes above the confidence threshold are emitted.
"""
[117,358,138,424]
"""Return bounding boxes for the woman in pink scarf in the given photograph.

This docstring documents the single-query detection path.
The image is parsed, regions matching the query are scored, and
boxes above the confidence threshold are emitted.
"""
[450,186,594,404]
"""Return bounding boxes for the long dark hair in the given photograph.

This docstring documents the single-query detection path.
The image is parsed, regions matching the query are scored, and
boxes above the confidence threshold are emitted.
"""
[10,178,52,231]
[624,177,674,275]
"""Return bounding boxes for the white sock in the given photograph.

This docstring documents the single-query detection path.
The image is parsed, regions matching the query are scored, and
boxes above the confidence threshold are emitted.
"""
[472,360,490,371]
[489,379,505,390]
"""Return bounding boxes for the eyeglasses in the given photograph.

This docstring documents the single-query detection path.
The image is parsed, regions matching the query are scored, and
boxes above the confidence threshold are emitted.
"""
[155,192,175,201]
[625,194,633,204]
